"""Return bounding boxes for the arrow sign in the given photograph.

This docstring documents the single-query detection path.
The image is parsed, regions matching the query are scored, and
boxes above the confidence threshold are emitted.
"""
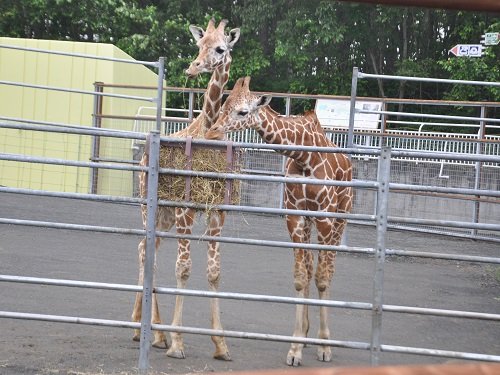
[449,44,483,57]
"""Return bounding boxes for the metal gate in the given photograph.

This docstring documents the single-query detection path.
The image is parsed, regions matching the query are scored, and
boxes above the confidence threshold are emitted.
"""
[1,44,500,373]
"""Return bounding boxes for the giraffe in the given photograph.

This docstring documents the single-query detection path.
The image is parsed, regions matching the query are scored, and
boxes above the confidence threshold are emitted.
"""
[206,77,353,366]
[132,18,240,361]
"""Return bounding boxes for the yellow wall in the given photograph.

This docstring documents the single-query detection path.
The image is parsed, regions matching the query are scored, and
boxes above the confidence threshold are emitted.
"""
[0,38,160,196]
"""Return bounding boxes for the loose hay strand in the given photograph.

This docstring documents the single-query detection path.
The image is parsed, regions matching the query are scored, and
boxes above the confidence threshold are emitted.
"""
[158,145,241,209]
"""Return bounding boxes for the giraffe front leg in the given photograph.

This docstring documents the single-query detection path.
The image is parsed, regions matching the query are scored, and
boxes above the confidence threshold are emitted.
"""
[151,292,168,349]
[206,211,231,361]
[167,208,194,359]
[131,237,145,342]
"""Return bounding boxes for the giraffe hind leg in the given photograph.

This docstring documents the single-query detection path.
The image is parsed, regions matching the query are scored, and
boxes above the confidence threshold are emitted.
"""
[207,211,231,361]
[314,218,345,362]
[132,236,168,349]
[286,216,312,366]
[166,207,195,359]
[315,249,335,362]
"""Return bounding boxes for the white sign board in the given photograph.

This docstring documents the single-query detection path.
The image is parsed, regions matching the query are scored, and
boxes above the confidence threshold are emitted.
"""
[483,32,500,46]
[449,44,483,57]
[315,99,382,129]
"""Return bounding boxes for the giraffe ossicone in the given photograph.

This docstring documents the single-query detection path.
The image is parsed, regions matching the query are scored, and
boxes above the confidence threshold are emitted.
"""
[132,18,239,362]
[208,76,353,366]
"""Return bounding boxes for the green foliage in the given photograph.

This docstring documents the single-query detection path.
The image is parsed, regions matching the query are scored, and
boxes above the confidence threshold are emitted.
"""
[438,19,500,102]
[1,0,499,105]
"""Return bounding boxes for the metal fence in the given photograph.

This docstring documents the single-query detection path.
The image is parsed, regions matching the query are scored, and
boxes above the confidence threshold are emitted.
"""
[125,119,500,241]
[1,45,500,373]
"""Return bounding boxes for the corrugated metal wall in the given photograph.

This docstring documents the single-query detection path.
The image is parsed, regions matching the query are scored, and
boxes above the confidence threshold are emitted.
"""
[0,38,159,195]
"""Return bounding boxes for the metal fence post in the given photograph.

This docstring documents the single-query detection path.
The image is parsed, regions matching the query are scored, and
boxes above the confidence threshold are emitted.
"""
[472,105,486,237]
[138,131,160,374]
[285,96,291,116]
[138,56,164,373]
[380,101,387,148]
[370,146,391,365]
[347,67,359,149]
[89,82,103,194]
[156,57,165,132]
[188,91,195,122]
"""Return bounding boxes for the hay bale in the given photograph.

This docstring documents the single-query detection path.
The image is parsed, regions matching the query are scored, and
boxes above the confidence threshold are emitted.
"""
[158,144,241,207]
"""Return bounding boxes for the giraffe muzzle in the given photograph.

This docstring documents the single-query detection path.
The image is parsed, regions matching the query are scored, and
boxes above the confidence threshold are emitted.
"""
[205,126,224,140]
[185,60,205,78]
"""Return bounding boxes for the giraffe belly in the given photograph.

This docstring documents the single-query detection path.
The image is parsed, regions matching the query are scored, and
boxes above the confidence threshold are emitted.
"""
[285,183,337,213]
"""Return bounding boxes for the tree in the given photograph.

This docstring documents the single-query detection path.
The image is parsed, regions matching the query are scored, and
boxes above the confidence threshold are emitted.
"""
[1,0,498,105]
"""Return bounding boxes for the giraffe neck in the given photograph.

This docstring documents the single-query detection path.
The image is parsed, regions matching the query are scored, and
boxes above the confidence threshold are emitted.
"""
[200,54,231,131]
[256,107,330,169]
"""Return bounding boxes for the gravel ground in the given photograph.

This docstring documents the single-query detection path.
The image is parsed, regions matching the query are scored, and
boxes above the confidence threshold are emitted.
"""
[0,193,499,374]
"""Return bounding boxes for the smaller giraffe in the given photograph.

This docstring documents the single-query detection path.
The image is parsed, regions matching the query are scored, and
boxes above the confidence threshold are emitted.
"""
[207,77,353,366]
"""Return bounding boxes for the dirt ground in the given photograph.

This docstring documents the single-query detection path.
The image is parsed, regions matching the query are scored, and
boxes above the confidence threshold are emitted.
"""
[0,193,499,374]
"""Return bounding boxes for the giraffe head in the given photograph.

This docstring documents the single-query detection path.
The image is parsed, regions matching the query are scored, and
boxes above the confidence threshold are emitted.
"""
[206,77,271,140]
[186,18,240,78]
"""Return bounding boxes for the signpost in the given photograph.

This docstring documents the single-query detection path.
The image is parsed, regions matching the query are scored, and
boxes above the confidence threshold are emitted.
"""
[481,32,500,46]
[450,32,499,58]
[449,44,484,57]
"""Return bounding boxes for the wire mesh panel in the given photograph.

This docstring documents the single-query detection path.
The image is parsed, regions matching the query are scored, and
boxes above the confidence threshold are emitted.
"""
[240,149,284,208]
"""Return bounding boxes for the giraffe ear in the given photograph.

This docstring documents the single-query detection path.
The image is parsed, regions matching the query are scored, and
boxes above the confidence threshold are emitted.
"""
[227,28,240,48]
[189,25,205,42]
[255,95,272,109]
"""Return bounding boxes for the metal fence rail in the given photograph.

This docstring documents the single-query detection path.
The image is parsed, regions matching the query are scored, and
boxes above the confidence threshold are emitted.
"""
[1,45,500,373]
[2,127,500,370]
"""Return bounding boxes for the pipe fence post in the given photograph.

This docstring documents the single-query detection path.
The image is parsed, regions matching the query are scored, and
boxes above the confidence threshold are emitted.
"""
[347,67,359,149]
[138,131,160,374]
[285,96,291,116]
[188,91,195,122]
[472,105,486,237]
[138,56,164,374]
[370,146,391,365]
[156,57,165,132]
[89,82,103,194]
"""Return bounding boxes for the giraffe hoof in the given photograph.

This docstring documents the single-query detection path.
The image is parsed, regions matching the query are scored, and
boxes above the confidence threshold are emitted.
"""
[286,354,302,367]
[317,347,332,362]
[214,351,232,361]
[152,338,169,349]
[167,348,186,359]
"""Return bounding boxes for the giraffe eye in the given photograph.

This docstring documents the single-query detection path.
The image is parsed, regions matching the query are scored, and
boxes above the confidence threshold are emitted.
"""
[237,110,248,117]
[215,47,225,54]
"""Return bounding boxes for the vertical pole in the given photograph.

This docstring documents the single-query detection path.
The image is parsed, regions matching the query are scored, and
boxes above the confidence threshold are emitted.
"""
[285,96,291,116]
[380,101,387,148]
[156,57,165,132]
[138,57,165,374]
[279,156,287,210]
[472,105,486,237]
[89,82,103,194]
[370,146,391,366]
[188,91,195,122]
[347,67,359,149]
[138,131,160,374]
[279,95,292,210]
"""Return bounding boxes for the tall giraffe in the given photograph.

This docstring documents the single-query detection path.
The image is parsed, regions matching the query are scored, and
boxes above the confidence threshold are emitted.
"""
[207,77,353,366]
[132,18,240,361]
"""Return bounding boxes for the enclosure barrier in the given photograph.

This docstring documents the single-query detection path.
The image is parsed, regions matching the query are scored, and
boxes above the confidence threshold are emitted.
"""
[1,129,500,372]
[346,67,500,241]
[1,44,500,372]
[92,80,500,241]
